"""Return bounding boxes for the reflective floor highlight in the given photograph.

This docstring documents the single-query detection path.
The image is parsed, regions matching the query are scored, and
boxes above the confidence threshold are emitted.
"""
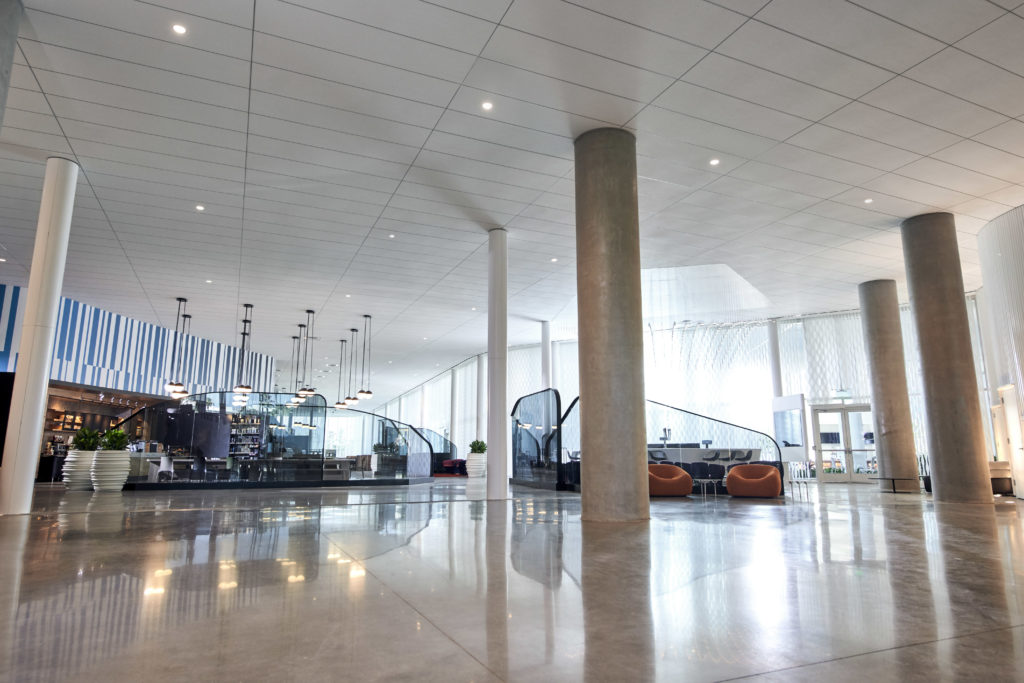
[2,483,1024,682]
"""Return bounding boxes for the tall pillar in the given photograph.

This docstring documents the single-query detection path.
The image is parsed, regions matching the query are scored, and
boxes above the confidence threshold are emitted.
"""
[901,212,990,503]
[0,0,23,131]
[486,228,508,499]
[574,128,648,521]
[475,354,485,441]
[0,157,79,515]
[541,321,552,390]
[766,319,783,398]
[449,367,458,450]
[858,279,919,493]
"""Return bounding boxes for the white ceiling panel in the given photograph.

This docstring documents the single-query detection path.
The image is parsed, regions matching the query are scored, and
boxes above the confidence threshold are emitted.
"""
[755,0,944,72]
[851,0,1003,44]
[481,27,674,102]
[716,20,891,99]
[906,48,1024,118]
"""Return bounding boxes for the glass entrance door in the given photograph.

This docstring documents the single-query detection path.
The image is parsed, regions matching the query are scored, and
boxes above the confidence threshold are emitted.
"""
[812,405,876,483]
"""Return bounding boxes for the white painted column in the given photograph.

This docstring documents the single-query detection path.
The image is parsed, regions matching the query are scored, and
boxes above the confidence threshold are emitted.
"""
[449,368,458,452]
[487,228,508,499]
[767,319,783,398]
[476,354,486,441]
[541,321,552,390]
[1,157,79,515]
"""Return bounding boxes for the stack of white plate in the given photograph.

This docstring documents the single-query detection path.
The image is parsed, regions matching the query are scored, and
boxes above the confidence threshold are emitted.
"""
[90,450,130,492]
[63,450,95,491]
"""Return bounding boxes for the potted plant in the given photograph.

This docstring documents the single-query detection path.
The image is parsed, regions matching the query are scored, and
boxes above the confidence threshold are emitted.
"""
[91,428,132,492]
[64,427,100,491]
[466,439,487,478]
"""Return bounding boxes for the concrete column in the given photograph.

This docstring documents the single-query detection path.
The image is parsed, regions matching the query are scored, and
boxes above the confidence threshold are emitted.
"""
[0,0,23,132]
[574,128,648,521]
[766,319,783,398]
[858,279,919,493]
[0,157,79,515]
[487,228,508,499]
[476,354,486,441]
[541,321,552,390]
[901,212,991,503]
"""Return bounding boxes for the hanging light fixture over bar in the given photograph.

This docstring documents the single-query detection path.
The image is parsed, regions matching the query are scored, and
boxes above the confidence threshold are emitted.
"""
[345,327,359,406]
[287,334,300,405]
[294,323,307,403]
[357,314,373,400]
[170,312,191,399]
[298,310,316,397]
[334,338,348,410]
[165,297,187,395]
[233,304,254,394]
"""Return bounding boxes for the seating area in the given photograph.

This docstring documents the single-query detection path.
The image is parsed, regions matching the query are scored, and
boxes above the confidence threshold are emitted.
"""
[647,459,786,498]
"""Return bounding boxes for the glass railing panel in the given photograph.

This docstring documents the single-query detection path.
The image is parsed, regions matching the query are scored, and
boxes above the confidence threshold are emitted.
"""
[547,397,782,492]
[414,427,458,474]
[510,389,563,487]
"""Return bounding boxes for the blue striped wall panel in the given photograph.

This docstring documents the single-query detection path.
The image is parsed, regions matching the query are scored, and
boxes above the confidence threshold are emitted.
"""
[0,285,275,395]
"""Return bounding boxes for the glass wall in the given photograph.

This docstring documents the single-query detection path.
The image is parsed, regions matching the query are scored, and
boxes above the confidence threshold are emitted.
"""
[378,294,995,476]
[116,392,434,486]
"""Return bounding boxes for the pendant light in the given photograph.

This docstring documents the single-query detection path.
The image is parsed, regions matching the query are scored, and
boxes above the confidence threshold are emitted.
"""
[298,310,316,397]
[294,324,307,403]
[345,327,359,406]
[287,334,300,406]
[334,338,348,409]
[165,297,187,395]
[170,311,191,399]
[356,314,373,400]
[233,304,254,395]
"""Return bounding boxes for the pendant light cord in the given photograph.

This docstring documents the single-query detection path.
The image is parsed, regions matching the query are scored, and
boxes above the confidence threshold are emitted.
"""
[366,315,372,393]
[349,328,358,399]
[361,315,369,390]
[342,339,350,403]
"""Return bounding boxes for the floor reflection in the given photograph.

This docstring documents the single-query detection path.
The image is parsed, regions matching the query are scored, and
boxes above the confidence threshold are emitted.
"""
[1,484,1024,681]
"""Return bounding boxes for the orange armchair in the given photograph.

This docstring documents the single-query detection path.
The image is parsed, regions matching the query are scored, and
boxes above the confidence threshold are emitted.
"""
[648,464,693,497]
[726,464,782,498]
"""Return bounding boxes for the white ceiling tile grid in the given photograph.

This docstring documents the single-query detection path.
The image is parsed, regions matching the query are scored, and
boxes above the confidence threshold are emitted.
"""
[0,0,1010,405]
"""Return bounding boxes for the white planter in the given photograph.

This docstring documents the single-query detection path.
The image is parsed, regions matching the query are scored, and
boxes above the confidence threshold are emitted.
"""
[91,450,131,492]
[466,452,486,478]
[63,450,95,491]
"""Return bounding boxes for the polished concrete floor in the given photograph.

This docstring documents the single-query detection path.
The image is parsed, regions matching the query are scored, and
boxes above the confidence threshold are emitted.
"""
[1,482,1024,682]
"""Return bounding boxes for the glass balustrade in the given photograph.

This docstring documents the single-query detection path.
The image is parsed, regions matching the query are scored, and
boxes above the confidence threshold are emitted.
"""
[113,392,433,487]
[516,391,782,492]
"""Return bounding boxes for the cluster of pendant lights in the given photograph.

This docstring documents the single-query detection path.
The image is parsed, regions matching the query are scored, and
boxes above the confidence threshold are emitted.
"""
[287,311,374,410]
[164,297,191,399]
[163,298,375,416]
[232,304,254,408]
[335,315,374,409]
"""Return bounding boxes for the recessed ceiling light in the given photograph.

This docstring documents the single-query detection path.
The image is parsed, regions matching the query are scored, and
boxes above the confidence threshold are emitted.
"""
[864,198,874,204]
[205,279,213,284]
[195,204,205,211]
[481,101,493,111]
[388,234,395,238]
[388,361,393,364]
[0,258,6,263]
[709,158,720,166]
[550,257,558,263]
[471,307,476,311]
[345,294,351,298]
[423,337,428,340]
[172,24,187,35]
